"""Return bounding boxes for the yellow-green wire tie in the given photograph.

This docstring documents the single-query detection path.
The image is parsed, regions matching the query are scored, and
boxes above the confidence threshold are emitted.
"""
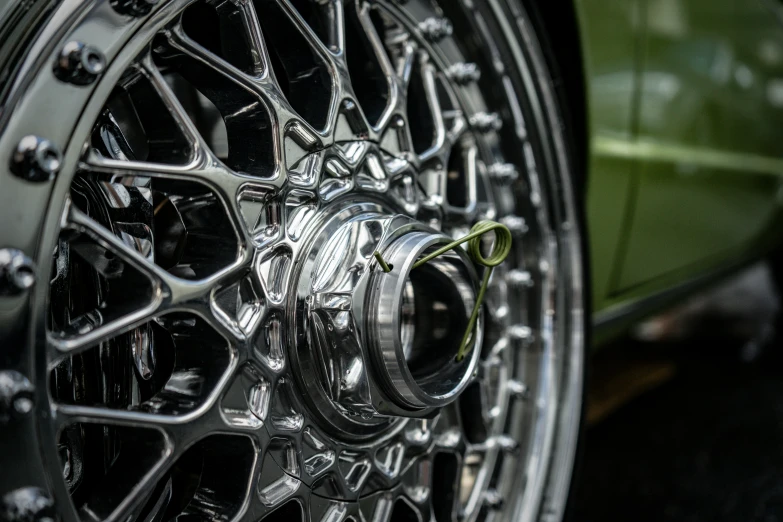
[373,220,512,362]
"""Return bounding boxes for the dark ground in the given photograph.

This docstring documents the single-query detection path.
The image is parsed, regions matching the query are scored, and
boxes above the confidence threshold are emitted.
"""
[573,265,783,521]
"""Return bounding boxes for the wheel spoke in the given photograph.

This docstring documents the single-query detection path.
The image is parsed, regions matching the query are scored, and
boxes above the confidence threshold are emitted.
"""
[326,0,347,54]
[48,300,161,357]
[59,202,249,351]
[82,152,255,250]
[167,25,323,163]
[139,53,208,155]
[233,0,269,77]
[66,203,213,304]
[56,404,180,430]
[84,446,174,522]
[54,370,239,442]
[65,201,173,297]
[398,40,416,93]
[354,1,402,130]
[274,0,340,62]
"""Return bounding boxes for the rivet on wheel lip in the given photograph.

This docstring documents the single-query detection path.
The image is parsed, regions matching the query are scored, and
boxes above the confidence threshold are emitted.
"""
[0,370,35,423]
[488,162,519,184]
[482,489,504,510]
[500,215,528,235]
[418,17,453,42]
[1,487,56,522]
[494,435,520,454]
[10,136,62,182]
[470,112,503,134]
[0,248,37,295]
[508,325,533,343]
[447,62,481,85]
[506,269,533,288]
[54,41,106,85]
[110,0,159,16]
[507,379,530,400]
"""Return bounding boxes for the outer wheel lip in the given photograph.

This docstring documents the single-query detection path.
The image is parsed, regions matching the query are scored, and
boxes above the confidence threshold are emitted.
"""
[466,0,587,519]
[0,0,587,521]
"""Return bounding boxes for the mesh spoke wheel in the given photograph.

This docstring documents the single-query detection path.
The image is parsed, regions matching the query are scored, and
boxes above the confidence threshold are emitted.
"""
[0,1,585,522]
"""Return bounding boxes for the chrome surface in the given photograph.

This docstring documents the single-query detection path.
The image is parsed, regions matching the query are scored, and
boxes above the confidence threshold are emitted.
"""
[0,371,35,422]
[366,230,480,411]
[110,0,159,17]
[0,487,56,522]
[446,62,481,85]
[294,207,481,422]
[10,136,62,182]
[0,0,585,521]
[0,248,37,295]
[54,41,106,86]
[487,163,519,185]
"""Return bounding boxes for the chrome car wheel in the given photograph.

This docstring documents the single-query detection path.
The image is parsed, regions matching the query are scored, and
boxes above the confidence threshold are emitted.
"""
[0,1,584,521]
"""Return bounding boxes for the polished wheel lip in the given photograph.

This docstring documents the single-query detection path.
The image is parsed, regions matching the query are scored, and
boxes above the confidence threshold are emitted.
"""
[0,0,585,521]
[477,0,586,518]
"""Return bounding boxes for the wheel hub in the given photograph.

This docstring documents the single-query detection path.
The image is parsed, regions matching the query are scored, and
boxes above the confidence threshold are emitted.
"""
[291,200,482,437]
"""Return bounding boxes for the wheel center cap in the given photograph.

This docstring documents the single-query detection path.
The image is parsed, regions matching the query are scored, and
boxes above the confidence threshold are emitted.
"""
[291,204,482,437]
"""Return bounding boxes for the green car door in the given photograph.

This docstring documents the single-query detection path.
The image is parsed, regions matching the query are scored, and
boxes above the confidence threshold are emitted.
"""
[579,0,783,325]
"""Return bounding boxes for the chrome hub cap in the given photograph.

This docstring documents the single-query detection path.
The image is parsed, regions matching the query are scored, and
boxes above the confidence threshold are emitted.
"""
[0,0,584,520]
[293,204,481,430]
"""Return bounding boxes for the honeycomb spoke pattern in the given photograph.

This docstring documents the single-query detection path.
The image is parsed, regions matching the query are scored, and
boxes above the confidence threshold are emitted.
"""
[44,1,551,521]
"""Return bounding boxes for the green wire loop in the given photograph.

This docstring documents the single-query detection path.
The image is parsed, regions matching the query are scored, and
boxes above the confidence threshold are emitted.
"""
[373,220,512,362]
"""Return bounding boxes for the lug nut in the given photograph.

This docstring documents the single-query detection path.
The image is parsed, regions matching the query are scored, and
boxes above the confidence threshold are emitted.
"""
[0,371,35,423]
[419,17,453,42]
[488,162,519,184]
[110,0,158,16]
[0,249,36,295]
[54,41,106,85]
[470,112,503,134]
[447,62,481,85]
[1,487,56,522]
[10,136,62,182]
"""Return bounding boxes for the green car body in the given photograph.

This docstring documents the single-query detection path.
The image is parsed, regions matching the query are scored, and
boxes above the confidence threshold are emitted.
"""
[578,0,783,341]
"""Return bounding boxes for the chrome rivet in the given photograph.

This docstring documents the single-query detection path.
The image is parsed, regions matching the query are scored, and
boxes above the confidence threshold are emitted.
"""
[419,17,453,42]
[506,269,533,288]
[508,325,533,343]
[488,162,519,184]
[0,249,36,295]
[500,215,527,235]
[507,379,530,400]
[110,0,158,16]
[10,136,62,182]
[0,371,35,423]
[1,488,56,522]
[54,41,106,85]
[470,112,503,134]
[495,435,520,454]
[482,489,504,510]
[447,62,481,85]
